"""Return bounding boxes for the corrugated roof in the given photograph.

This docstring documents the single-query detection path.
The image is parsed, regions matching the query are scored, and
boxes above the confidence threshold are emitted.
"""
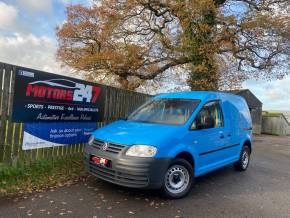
[226,89,263,105]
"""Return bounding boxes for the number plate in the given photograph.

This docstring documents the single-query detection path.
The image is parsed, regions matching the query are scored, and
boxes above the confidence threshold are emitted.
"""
[90,155,111,168]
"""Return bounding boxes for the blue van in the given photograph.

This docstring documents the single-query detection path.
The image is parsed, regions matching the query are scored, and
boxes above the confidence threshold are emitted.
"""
[84,91,253,198]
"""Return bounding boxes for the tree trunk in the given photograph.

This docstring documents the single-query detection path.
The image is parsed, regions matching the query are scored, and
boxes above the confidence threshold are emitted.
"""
[187,7,219,91]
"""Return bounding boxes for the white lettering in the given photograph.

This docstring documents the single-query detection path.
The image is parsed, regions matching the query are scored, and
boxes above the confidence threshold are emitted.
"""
[73,83,92,103]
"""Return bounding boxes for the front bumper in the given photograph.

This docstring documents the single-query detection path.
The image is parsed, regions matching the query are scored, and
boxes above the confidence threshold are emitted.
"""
[84,144,172,189]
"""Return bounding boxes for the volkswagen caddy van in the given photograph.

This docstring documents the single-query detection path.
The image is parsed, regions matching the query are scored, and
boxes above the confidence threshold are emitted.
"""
[84,91,253,198]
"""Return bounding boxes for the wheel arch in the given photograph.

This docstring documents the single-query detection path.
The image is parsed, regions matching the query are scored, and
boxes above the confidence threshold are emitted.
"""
[175,151,195,169]
[243,139,252,153]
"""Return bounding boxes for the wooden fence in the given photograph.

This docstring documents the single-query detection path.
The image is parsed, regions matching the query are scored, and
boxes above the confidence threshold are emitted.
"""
[0,62,150,166]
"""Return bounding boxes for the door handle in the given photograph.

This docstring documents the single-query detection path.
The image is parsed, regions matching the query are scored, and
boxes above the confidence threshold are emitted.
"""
[228,133,232,137]
[219,131,224,139]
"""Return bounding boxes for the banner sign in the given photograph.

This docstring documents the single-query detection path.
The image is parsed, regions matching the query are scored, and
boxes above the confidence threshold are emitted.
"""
[12,67,106,122]
[22,122,97,150]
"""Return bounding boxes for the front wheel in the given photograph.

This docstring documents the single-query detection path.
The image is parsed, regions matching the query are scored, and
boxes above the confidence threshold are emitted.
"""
[162,159,194,199]
[234,145,251,171]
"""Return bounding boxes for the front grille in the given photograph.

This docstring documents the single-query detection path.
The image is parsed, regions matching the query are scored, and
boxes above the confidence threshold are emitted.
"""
[89,162,149,188]
[92,139,126,154]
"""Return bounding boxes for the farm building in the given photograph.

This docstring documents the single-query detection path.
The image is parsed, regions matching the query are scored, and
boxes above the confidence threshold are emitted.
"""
[229,89,263,134]
[262,112,290,136]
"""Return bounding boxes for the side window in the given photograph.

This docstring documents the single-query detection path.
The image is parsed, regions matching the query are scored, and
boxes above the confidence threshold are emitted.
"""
[191,101,224,130]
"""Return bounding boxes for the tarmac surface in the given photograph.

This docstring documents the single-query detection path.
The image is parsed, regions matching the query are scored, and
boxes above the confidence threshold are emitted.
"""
[1,134,290,218]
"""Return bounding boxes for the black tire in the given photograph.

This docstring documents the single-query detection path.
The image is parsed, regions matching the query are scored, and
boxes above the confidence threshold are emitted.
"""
[161,158,194,199]
[234,145,251,171]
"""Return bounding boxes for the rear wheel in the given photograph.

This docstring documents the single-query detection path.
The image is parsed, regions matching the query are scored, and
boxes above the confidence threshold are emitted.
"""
[162,158,194,199]
[234,145,250,171]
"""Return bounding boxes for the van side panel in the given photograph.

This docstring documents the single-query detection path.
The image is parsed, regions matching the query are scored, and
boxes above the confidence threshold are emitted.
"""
[237,98,253,149]
[224,95,252,156]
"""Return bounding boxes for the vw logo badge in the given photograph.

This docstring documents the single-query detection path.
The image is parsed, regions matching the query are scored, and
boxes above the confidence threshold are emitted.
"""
[102,142,109,151]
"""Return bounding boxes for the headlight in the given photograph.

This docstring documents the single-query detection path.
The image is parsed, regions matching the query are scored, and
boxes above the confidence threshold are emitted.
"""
[126,145,157,157]
[88,135,95,145]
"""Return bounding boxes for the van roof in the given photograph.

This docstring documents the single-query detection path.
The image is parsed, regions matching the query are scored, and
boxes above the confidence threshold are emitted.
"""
[155,91,241,101]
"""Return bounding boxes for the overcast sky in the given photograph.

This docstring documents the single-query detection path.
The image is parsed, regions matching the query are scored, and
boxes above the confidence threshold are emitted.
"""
[0,0,289,111]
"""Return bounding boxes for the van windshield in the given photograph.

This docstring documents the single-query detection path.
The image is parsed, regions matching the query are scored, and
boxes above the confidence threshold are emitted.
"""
[127,98,200,125]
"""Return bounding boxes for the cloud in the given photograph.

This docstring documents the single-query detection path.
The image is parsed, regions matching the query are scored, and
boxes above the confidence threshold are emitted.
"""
[15,0,53,15]
[0,2,18,30]
[59,0,96,6]
[0,0,288,113]
[243,76,290,110]
[0,1,76,79]
[0,33,73,75]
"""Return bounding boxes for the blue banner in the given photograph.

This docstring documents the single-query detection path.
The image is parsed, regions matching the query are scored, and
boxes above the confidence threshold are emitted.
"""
[13,67,106,123]
[23,122,97,150]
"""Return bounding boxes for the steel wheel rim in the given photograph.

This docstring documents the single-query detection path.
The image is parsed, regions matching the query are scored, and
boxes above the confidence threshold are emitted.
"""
[242,150,249,169]
[165,165,189,194]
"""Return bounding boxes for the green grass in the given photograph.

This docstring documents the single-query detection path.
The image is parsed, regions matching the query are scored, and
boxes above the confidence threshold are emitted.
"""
[0,155,87,197]
[262,112,282,117]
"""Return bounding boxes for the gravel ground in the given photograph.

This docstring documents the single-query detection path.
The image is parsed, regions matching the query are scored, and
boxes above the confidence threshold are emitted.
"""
[1,134,290,218]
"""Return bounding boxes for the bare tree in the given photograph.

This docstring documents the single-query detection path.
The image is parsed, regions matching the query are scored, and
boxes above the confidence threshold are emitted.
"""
[57,0,290,90]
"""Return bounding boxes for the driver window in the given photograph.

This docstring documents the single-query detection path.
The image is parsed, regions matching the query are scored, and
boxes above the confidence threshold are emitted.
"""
[191,101,224,130]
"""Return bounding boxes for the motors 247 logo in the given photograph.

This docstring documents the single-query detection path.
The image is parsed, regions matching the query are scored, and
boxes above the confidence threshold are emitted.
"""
[25,79,101,104]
